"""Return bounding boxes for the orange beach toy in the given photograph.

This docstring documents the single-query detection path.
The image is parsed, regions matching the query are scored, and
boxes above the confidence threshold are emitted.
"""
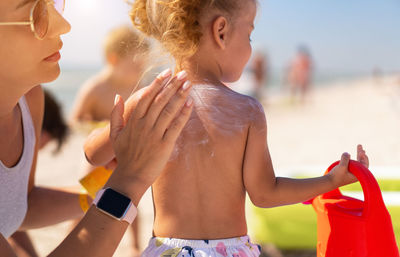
[311,160,399,257]
[79,166,113,198]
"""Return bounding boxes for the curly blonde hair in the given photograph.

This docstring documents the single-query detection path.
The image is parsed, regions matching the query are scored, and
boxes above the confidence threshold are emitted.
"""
[130,0,242,67]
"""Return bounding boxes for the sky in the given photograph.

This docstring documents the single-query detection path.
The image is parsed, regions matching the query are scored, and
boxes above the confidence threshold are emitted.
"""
[60,0,400,74]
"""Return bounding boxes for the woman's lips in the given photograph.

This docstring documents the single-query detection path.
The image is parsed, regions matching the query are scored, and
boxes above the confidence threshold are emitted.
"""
[44,51,61,62]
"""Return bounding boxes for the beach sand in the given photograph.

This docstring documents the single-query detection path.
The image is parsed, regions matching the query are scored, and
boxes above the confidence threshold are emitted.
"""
[28,75,400,256]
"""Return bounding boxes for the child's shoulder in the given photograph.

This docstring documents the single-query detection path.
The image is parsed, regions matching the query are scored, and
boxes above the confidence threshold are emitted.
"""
[206,85,267,129]
[223,86,265,116]
[192,83,265,123]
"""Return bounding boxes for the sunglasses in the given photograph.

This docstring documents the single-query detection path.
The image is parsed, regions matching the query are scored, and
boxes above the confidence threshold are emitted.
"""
[0,0,65,40]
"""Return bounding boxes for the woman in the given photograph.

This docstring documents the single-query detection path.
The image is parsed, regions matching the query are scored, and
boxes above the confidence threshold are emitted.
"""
[0,0,193,255]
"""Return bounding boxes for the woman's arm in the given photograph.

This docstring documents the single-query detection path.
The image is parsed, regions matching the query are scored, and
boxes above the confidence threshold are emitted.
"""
[242,99,368,208]
[22,87,87,228]
[0,70,192,256]
[21,186,86,229]
[49,69,193,257]
[0,234,17,257]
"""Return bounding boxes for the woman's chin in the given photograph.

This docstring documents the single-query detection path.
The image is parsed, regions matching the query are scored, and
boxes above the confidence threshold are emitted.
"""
[39,63,61,83]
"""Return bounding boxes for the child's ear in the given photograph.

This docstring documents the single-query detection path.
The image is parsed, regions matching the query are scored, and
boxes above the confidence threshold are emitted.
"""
[212,16,229,50]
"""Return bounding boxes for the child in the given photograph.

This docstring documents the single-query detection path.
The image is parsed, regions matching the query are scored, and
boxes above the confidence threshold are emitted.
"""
[84,1,369,257]
[71,25,149,124]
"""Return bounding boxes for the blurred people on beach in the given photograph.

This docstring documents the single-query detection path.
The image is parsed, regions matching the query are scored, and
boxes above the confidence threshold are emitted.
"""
[286,45,313,104]
[8,90,69,257]
[372,67,383,85]
[397,73,400,87]
[230,51,268,102]
[40,90,69,152]
[70,25,150,256]
[70,25,149,125]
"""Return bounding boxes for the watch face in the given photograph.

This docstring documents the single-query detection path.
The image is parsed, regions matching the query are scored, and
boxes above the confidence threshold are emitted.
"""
[97,188,131,219]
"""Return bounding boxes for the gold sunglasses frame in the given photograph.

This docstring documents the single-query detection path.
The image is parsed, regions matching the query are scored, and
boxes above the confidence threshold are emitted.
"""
[0,0,65,40]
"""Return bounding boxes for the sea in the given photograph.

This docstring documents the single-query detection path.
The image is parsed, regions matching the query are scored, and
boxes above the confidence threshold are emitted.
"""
[43,66,372,116]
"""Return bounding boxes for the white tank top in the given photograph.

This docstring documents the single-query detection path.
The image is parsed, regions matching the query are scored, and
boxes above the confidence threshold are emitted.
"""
[0,96,36,238]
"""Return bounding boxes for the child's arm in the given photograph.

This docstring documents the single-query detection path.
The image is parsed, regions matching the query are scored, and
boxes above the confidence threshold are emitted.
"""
[243,101,368,208]
[83,89,144,166]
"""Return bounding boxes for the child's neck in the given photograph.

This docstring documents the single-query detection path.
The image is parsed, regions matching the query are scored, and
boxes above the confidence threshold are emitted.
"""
[182,57,225,87]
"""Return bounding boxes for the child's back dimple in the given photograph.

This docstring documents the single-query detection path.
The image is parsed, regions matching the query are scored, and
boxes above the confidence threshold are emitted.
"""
[152,84,263,239]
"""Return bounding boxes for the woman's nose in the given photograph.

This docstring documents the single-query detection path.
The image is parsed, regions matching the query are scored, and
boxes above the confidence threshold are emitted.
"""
[45,3,71,39]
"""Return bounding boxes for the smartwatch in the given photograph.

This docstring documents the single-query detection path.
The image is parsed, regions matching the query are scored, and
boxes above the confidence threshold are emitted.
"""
[93,188,137,224]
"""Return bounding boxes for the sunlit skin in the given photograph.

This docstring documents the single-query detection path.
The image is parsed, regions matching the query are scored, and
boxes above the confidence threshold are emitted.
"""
[0,0,70,190]
[0,0,70,153]
[85,0,369,240]
[0,0,70,114]
[149,2,259,238]
[0,0,195,255]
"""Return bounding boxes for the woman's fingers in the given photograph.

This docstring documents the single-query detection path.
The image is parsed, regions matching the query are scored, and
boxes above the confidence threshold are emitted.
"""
[110,94,125,143]
[145,70,188,126]
[131,68,172,119]
[163,99,194,143]
[154,80,192,133]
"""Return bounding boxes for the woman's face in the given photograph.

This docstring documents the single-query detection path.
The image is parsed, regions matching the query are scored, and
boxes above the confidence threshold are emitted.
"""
[0,0,70,93]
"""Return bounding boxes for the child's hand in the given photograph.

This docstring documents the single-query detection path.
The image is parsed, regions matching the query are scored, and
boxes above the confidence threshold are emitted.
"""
[327,152,357,188]
[327,145,369,188]
[357,144,369,168]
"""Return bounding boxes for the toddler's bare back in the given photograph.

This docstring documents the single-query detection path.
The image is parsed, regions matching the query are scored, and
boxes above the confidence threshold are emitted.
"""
[152,84,263,239]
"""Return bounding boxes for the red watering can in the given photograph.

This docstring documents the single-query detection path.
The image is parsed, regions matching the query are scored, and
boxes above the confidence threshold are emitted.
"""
[311,160,399,257]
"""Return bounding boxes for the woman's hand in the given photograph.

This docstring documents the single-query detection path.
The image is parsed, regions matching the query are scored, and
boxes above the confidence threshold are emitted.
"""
[105,70,193,205]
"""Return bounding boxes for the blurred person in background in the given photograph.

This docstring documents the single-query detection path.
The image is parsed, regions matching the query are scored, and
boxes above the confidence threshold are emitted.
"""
[40,90,69,152]
[71,25,150,125]
[286,45,313,104]
[230,51,268,102]
[252,51,268,100]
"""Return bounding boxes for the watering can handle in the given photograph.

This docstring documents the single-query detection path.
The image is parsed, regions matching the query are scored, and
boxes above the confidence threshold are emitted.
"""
[325,160,385,217]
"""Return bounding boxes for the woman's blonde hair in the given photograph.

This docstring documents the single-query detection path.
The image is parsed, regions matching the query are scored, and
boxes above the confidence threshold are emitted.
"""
[130,0,242,66]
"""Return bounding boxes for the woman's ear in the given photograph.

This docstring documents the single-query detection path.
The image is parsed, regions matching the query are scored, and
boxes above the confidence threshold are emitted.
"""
[212,16,229,50]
